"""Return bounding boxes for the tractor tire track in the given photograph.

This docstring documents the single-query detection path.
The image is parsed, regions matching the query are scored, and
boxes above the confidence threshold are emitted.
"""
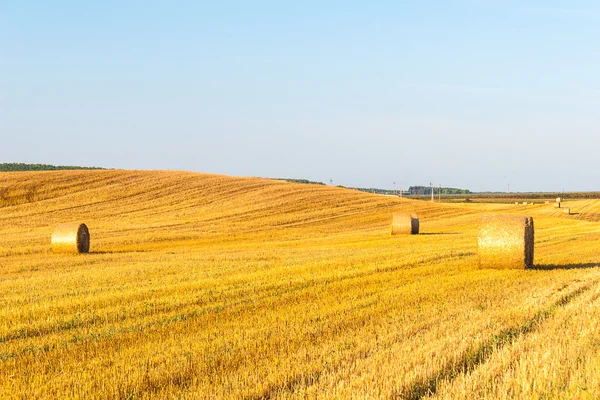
[395,279,599,400]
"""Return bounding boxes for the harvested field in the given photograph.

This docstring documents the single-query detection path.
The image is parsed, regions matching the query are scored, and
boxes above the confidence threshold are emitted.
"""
[0,170,599,399]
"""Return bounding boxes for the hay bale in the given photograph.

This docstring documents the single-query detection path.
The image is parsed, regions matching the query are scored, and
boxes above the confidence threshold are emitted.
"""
[554,202,561,208]
[51,223,90,254]
[478,215,534,269]
[391,213,419,235]
[529,203,534,205]
[563,208,571,215]
[545,201,550,204]
[556,197,562,203]
[522,202,528,205]
[515,202,519,205]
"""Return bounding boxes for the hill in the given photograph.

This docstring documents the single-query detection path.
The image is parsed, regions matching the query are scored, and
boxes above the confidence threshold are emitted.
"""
[0,170,599,398]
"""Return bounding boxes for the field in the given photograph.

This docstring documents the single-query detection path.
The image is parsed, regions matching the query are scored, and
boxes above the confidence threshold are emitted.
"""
[1,170,600,399]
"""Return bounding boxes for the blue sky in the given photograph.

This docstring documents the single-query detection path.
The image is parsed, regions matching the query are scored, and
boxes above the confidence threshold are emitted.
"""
[1,1,599,191]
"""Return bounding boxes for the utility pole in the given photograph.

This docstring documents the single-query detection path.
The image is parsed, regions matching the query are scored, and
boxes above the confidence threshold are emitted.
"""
[430,182,434,203]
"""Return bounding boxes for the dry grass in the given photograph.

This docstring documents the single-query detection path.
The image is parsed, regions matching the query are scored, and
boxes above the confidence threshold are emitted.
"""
[51,223,90,253]
[478,215,534,269]
[0,170,599,399]
[391,213,419,235]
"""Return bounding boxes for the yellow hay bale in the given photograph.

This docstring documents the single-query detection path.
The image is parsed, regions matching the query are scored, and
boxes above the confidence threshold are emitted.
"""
[554,202,561,208]
[478,215,534,269]
[514,202,519,205]
[556,197,562,203]
[391,213,419,235]
[563,208,571,215]
[545,201,550,204]
[51,223,90,254]
[522,202,527,205]
[529,203,534,205]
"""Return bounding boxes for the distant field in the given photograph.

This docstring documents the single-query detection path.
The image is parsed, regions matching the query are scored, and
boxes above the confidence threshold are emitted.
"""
[409,192,600,204]
[1,170,600,399]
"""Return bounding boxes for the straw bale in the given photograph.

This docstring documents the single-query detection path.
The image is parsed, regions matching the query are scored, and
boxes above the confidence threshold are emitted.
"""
[51,223,90,254]
[556,197,562,203]
[554,202,561,208]
[563,208,571,215]
[478,215,534,269]
[515,202,519,205]
[522,202,527,205]
[391,213,419,235]
[545,201,550,204]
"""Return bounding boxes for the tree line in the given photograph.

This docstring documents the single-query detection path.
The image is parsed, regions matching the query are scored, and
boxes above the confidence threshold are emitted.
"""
[407,186,472,195]
[0,163,104,172]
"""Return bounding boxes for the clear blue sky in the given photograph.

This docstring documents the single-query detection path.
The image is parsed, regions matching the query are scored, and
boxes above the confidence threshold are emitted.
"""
[1,1,599,192]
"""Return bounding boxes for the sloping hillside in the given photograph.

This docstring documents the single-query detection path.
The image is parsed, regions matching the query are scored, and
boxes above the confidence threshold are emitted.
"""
[0,170,470,254]
[0,170,599,399]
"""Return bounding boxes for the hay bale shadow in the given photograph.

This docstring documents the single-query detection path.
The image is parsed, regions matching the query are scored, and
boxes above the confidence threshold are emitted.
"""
[530,263,600,270]
[92,250,152,254]
[419,232,459,236]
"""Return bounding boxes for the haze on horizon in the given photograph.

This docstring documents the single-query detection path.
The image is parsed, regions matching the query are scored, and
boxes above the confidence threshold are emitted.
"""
[1,1,599,192]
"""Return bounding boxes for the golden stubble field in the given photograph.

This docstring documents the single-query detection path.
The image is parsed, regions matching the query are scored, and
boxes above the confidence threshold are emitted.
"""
[1,170,600,399]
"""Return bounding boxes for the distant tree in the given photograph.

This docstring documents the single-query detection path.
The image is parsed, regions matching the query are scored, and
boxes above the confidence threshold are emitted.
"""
[277,178,325,185]
[0,163,104,172]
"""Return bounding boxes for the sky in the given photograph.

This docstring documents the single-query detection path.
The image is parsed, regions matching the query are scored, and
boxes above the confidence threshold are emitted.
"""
[1,1,600,192]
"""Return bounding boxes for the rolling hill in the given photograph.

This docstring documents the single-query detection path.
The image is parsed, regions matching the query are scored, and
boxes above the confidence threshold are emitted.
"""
[0,170,599,399]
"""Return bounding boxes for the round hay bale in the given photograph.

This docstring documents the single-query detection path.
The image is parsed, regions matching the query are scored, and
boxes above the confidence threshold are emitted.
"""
[563,208,571,214]
[554,202,561,208]
[478,215,534,269]
[522,201,528,205]
[514,202,519,205]
[556,197,562,203]
[391,213,419,235]
[51,223,90,254]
